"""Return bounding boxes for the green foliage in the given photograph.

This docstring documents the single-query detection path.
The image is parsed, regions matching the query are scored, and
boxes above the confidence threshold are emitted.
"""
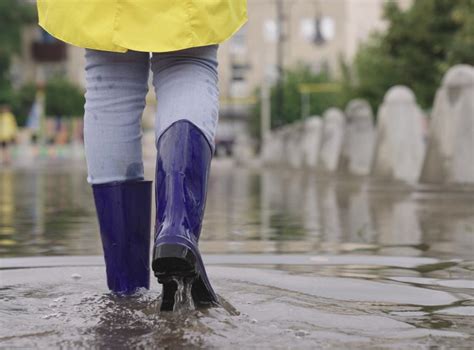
[344,0,474,110]
[448,0,474,64]
[11,83,36,127]
[45,78,85,118]
[0,2,83,123]
[250,64,342,140]
[0,0,36,100]
[0,0,36,52]
[0,53,15,105]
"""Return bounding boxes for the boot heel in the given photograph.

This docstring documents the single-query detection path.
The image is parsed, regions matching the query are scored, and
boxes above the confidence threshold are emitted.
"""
[152,243,200,311]
[152,243,197,282]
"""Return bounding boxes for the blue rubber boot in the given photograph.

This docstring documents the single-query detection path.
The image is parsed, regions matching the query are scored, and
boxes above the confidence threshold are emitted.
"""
[152,120,219,310]
[92,180,152,295]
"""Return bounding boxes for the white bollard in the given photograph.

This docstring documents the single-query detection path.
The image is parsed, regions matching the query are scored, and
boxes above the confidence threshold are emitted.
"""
[319,108,346,173]
[343,99,375,176]
[285,122,305,169]
[372,86,426,183]
[301,116,323,169]
[261,131,277,166]
[421,64,474,184]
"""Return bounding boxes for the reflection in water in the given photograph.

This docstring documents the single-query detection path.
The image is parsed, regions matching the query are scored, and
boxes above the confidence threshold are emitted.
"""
[320,182,343,244]
[348,190,375,243]
[0,163,99,257]
[1,161,473,348]
[0,162,473,259]
[390,201,422,245]
[0,170,15,241]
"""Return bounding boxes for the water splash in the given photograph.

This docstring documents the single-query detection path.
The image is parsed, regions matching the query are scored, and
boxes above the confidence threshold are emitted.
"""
[172,277,195,312]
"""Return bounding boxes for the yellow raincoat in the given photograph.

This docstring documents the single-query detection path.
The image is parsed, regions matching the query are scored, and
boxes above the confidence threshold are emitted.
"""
[37,0,247,53]
[0,112,18,143]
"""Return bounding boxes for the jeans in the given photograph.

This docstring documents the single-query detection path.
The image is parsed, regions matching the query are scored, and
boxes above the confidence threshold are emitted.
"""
[83,45,219,184]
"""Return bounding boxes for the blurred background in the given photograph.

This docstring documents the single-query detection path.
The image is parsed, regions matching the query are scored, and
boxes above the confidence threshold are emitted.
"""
[1,0,472,158]
[0,0,473,256]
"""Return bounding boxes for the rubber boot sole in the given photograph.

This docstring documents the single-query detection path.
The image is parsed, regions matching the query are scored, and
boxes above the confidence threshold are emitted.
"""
[152,243,219,311]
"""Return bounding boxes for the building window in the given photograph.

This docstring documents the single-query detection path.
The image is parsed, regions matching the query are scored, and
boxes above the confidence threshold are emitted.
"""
[230,25,247,54]
[300,17,336,44]
[300,18,315,42]
[263,19,278,43]
[231,63,249,82]
[32,29,67,62]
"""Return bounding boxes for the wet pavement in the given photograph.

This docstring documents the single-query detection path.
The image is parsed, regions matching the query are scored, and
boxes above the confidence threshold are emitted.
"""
[0,161,473,348]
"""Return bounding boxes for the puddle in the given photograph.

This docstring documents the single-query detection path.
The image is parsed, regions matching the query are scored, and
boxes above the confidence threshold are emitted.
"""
[0,163,473,348]
[0,257,473,349]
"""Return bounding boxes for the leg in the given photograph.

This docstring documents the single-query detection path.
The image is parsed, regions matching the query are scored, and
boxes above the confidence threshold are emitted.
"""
[4,145,11,164]
[84,49,149,184]
[84,49,152,294]
[150,46,220,310]
[0,142,7,164]
[151,45,219,149]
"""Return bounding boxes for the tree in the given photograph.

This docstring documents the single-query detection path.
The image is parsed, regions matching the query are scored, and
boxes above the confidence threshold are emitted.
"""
[448,0,474,65]
[0,0,36,103]
[344,0,474,110]
[11,82,36,127]
[250,64,342,140]
[45,78,85,118]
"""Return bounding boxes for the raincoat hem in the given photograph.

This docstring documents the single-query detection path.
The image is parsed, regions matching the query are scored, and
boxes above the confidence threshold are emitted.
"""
[38,14,247,54]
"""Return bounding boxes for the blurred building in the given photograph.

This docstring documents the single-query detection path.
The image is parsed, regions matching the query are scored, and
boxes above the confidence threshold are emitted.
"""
[217,0,412,150]
[219,0,412,102]
[12,26,85,89]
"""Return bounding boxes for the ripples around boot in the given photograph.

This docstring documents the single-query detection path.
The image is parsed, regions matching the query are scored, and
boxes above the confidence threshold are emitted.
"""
[1,260,473,348]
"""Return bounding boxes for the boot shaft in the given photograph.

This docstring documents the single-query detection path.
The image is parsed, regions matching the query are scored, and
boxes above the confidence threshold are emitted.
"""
[155,120,212,242]
[93,180,152,294]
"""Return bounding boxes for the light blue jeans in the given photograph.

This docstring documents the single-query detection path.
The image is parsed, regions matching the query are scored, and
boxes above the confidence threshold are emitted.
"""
[83,45,219,184]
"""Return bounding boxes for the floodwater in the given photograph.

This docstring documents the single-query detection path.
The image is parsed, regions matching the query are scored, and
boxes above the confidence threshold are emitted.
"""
[0,160,473,349]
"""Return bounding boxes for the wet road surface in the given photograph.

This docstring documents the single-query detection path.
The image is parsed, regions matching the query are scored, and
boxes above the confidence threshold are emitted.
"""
[0,161,473,348]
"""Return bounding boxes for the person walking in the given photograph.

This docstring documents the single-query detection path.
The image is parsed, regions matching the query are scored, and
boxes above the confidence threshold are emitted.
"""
[37,1,247,310]
[0,105,18,165]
